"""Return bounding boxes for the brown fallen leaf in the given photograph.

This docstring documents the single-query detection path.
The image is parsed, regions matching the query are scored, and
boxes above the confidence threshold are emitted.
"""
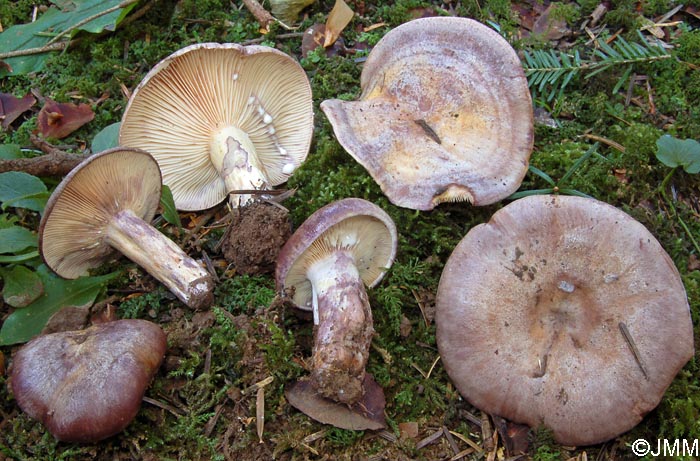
[37,98,94,139]
[0,92,36,129]
[323,0,353,48]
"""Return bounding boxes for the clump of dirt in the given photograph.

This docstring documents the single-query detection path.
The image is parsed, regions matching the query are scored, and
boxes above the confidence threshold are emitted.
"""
[221,201,292,275]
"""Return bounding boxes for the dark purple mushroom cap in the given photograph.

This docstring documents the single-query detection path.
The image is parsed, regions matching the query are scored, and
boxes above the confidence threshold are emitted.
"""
[436,194,694,446]
[9,319,167,443]
[321,17,533,210]
[275,198,398,310]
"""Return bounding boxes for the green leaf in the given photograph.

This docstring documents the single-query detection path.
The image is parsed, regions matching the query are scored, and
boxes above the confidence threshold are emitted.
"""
[0,144,23,159]
[160,185,182,228]
[1,265,44,307]
[528,165,556,186]
[655,135,700,174]
[0,171,49,212]
[0,251,40,263]
[0,0,139,76]
[91,122,121,153]
[0,226,38,253]
[0,265,119,345]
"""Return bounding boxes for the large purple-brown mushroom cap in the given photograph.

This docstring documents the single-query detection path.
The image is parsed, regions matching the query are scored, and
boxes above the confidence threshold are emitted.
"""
[321,17,533,210]
[436,194,694,446]
[9,319,166,443]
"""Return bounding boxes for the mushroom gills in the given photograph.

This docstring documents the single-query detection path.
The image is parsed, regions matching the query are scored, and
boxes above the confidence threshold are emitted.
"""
[306,250,375,405]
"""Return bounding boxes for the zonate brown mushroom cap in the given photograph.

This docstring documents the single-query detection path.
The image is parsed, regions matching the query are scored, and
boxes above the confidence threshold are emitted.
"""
[321,17,533,210]
[436,194,694,446]
[9,319,166,443]
[119,42,314,211]
[276,198,397,425]
[39,148,214,309]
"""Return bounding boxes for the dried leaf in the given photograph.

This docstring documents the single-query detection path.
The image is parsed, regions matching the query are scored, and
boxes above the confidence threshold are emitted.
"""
[323,0,353,48]
[37,98,94,139]
[0,93,36,129]
[301,23,326,57]
[256,386,265,443]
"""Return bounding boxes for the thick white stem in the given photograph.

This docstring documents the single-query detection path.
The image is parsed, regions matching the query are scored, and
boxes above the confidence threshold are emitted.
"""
[104,209,214,309]
[210,126,269,207]
[306,251,374,405]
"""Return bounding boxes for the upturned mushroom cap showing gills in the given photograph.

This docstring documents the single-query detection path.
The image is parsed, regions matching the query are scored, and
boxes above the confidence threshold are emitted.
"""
[276,198,398,313]
[120,42,314,211]
[39,148,214,309]
[321,17,534,210]
[436,194,694,446]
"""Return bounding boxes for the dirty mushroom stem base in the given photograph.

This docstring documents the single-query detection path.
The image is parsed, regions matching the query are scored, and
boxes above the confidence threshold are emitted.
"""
[307,250,374,405]
[105,209,213,309]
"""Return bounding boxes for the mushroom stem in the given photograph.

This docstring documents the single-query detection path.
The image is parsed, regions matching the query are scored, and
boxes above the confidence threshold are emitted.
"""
[104,209,214,309]
[210,126,269,207]
[306,251,375,405]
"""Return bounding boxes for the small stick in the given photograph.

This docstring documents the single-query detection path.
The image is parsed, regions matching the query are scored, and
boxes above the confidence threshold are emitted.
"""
[442,426,460,456]
[414,119,441,144]
[256,387,265,443]
[416,428,444,450]
[242,376,274,395]
[142,396,186,417]
[619,322,649,380]
[241,0,275,30]
[480,411,495,452]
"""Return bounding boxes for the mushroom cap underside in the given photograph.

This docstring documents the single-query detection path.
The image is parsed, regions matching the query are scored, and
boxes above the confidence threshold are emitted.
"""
[275,198,397,311]
[321,17,533,210]
[120,42,314,211]
[39,148,162,279]
[436,194,694,446]
[9,319,166,443]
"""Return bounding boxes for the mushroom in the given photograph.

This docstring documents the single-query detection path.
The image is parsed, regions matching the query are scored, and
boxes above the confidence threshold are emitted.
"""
[9,319,167,442]
[39,147,214,309]
[119,42,314,211]
[321,17,533,210]
[276,198,397,429]
[436,194,694,446]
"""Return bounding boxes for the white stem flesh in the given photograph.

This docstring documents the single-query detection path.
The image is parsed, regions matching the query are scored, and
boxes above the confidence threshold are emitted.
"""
[104,209,214,309]
[210,126,269,207]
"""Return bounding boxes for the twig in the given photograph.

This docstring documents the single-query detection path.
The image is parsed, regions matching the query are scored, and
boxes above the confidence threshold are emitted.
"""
[241,0,275,30]
[618,322,649,380]
[241,31,305,45]
[0,41,74,60]
[416,428,444,450]
[142,396,186,417]
[442,426,461,456]
[0,136,88,176]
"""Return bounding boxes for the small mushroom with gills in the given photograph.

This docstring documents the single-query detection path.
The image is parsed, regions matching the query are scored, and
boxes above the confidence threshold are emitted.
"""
[276,198,397,430]
[119,42,314,211]
[9,319,167,443]
[39,147,214,309]
[321,17,533,210]
[436,194,695,446]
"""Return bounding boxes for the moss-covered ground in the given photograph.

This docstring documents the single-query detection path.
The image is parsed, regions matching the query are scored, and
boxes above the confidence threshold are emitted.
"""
[1,0,699,460]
